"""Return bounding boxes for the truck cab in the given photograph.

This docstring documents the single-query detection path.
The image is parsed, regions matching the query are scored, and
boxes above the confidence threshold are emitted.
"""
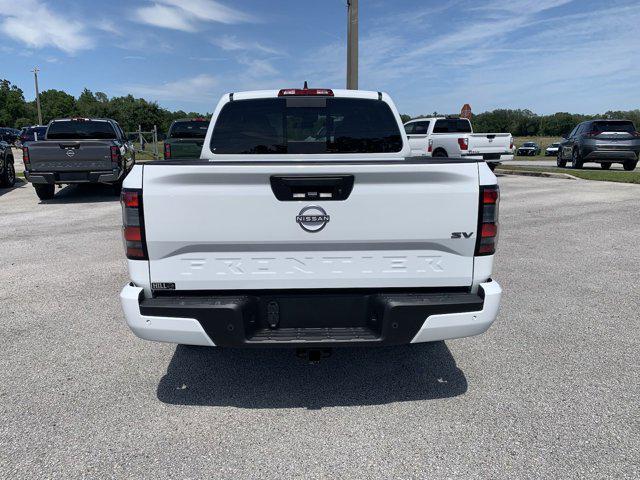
[120,88,502,350]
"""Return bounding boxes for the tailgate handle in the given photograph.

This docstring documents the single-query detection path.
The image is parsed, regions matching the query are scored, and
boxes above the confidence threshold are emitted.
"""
[270,175,354,201]
[58,143,80,149]
[486,135,496,139]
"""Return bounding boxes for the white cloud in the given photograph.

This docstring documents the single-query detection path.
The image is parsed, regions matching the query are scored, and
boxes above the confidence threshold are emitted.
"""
[123,74,218,103]
[133,0,253,32]
[0,0,93,53]
[213,35,282,55]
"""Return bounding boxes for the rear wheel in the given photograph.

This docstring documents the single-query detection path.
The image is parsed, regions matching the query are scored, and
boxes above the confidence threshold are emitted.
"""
[557,149,566,168]
[623,160,637,171]
[571,149,583,169]
[600,163,611,170]
[0,159,16,187]
[433,149,448,157]
[34,183,55,200]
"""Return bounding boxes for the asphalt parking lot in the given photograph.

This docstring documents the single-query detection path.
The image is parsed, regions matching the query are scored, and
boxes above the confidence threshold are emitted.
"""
[1,175,638,479]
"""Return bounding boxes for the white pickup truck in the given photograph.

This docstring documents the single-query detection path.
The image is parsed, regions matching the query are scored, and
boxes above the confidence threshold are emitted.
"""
[404,117,513,170]
[120,88,502,352]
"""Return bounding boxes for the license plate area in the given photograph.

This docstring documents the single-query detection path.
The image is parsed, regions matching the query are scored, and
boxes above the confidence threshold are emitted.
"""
[58,172,89,181]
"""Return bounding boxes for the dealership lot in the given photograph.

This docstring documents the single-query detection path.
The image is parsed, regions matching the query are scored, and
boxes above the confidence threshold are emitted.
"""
[1,175,638,478]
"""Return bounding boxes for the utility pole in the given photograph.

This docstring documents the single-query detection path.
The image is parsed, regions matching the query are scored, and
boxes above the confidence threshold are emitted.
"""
[346,0,358,89]
[32,67,43,125]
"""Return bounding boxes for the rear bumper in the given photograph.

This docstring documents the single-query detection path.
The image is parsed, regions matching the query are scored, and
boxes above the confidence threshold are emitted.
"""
[120,280,502,347]
[462,152,513,162]
[25,170,122,184]
[582,149,638,161]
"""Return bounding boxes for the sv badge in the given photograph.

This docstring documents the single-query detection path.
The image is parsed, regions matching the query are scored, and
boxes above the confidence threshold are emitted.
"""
[451,232,474,239]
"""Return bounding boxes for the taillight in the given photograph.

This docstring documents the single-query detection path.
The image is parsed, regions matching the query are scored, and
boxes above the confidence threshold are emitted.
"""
[427,139,433,153]
[278,88,334,96]
[509,137,514,150]
[121,189,148,260]
[458,137,469,150]
[22,146,30,168]
[475,185,499,256]
[164,143,171,159]
[110,145,121,165]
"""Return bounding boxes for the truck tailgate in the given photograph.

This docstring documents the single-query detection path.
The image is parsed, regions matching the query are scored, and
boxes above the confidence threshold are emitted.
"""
[468,134,511,155]
[142,161,480,290]
[28,141,113,171]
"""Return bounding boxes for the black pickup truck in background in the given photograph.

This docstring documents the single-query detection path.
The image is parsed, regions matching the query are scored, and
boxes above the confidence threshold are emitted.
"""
[23,118,135,200]
[0,139,16,188]
[163,118,209,159]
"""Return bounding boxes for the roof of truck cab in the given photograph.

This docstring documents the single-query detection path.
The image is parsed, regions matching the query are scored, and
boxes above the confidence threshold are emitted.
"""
[229,89,387,101]
[50,118,113,122]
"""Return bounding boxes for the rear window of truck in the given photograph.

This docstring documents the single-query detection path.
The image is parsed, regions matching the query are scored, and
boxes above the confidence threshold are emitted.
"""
[169,120,209,138]
[47,121,117,140]
[433,119,472,134]
[210,97,403,154]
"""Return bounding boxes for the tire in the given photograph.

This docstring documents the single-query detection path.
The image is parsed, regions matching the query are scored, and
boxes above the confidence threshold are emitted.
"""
[112,180,123,196]
[600,163,611,170]
[0,158,16,187]
[623,160,637,171]
[34,183,55,200]
[571,148,583,169]
[557,150,566,168]
[433,149,448,157]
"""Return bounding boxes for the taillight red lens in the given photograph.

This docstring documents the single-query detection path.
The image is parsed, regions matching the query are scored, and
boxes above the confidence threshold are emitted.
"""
[427,139,433,153]
[121,190,139,208]
[458,137,469,150]
[475,185,499,256]
[483,188,499,204]
[481,223,498,238]
[121,188,147,260]
[124,226,142,242]
[22,146,30,166]
[509,138,514,149]
[111,145,119,160]
[164,143,171,159]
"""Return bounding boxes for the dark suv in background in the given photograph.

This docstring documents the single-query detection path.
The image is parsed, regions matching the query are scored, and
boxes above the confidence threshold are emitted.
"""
[557,120,640,170]
[18,125,48,146]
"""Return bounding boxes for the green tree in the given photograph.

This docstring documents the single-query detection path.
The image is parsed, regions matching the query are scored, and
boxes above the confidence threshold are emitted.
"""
[39,89,77,122]
[0,79,30,127]
[77,88,107,118]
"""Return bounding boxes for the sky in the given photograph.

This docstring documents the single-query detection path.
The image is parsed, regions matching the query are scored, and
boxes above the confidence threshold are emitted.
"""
[1,0,639,116]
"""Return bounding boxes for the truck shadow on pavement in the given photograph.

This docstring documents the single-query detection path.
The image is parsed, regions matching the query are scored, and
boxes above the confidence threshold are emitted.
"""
[0,178,27,197]
[156,342,467,409]
[38,184,120,204]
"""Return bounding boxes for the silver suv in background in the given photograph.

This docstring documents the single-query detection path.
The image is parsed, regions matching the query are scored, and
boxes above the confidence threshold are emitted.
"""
[557,120,640,170]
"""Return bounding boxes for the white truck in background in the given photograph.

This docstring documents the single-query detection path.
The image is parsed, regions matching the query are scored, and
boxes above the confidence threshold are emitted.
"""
[119,88,502,355]
[404,117,513,170]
